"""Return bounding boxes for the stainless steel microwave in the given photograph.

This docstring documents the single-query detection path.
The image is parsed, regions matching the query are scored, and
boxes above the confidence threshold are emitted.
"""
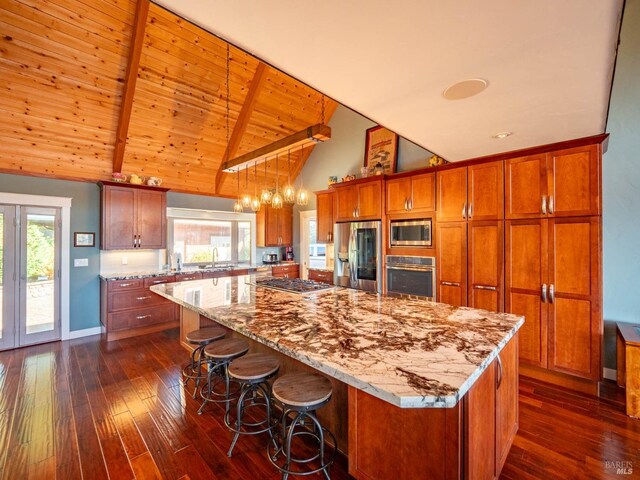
[389,219,432,247]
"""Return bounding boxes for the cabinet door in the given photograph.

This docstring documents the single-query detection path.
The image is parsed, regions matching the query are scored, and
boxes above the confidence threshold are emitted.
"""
[468,221,503,312]
[265,206,280,246]
[505,219,548,368]
[102,186,136,250]
[255,207,266,247]
[548,217,601,380]
[410,172,435,212]
[279,205,293,246]
[386,177,412,214]
[334,186,358,222]
[465,358,497,480]
[357,181,382,219]
[468,161,503,220]
[547,145,600,217]
[436,168,467,222]
[436,222,467,306]
[316,192,334,243]
[136,190,166,249]
[495,333,518,476]
[505,154,547,219]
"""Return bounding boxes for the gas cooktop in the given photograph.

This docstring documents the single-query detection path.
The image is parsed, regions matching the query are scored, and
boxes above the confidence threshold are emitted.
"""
[255,277,334,294]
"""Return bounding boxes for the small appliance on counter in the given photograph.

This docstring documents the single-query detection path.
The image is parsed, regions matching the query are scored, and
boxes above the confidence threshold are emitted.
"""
[285,246,294,261]
[262,252,279,264]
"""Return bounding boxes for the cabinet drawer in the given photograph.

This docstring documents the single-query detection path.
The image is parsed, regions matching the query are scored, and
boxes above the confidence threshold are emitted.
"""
[309,270,333,284]
[272,264,299,275]
[109,289,168,311]
[175,272,203,282]
[143,275,176,288]
[109,304,177,331]
[107,279,143,292]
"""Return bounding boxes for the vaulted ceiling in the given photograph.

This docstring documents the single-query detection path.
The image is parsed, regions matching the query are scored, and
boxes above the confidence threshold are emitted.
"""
[0,0,337,197]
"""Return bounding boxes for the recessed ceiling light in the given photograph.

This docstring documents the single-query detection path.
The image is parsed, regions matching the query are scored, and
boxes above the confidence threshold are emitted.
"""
[492,132,513,139]
[443,79,488,100]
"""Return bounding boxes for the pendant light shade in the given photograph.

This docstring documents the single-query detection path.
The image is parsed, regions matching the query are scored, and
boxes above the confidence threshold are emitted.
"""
[260,158,272,204]
[296,145,309,206]
[241,167,252,208]
[233,168,243,213]
[283,150,295,204]
[271,154,283,209]
[251,162,261,212]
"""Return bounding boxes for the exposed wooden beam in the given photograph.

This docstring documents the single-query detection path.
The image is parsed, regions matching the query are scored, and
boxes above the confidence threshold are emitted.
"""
[215,62,268,193]
[112,0,149,173]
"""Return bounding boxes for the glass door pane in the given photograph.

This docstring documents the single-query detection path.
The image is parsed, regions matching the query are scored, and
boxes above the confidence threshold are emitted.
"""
[0,205,16,351]
[19,207,60,346]
[355,227,377,281]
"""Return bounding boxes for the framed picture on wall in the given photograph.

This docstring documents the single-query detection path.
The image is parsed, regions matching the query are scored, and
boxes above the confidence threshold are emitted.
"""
[364,126,399,174]
[74,232,95,247]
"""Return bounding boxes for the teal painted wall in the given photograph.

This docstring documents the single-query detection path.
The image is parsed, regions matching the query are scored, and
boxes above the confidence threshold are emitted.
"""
[602,0,640,368]
[0,173,101,331]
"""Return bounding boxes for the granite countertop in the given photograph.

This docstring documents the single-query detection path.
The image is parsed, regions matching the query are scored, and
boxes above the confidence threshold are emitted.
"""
[151,275,523,408]
[308,267,334,273]
[100,264,269,281]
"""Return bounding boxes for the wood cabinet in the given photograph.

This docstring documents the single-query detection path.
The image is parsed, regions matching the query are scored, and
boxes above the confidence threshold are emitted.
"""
[436,222,467,307]
[437,168,467,222]
[386,172,435,214]
[505,145,600,219]
[333,179,382,222]
[100,274,178,341]
[256,204,293,247]
[175,272,202,282]
[308,269,333,284]
[271,264,299,279]
[495,333,519,474]
[316,191,334,243]
[468,221,504,312]
[506,217,601,380]
[100,181,167,250]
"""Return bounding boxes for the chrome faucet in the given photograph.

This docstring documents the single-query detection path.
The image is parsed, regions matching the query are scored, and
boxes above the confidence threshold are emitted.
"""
[212,246,219,268]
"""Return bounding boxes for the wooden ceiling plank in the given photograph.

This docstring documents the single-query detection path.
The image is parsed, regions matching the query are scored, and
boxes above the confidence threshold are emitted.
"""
[214,62,268,193]
[113,0,149,173]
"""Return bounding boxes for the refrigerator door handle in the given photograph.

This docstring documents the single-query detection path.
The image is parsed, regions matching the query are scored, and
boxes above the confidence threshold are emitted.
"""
[349,227,358,287]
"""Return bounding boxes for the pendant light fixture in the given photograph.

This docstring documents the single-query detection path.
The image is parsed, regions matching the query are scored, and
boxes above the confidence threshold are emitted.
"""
[241,166,252,208]
[250,161,261,212]
[282,149,295,204]
[296,144,309,206]
[260,157,272,204]
[271,154,283,209]
[233,168,243,212]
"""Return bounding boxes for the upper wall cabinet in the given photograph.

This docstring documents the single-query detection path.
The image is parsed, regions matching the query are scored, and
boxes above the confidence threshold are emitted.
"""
[256,204,293,247]
[437,161,503,222]
[334,178,382,222]
[100,181,167,250]
[386,172,435,215]
[316,191,334,243]
[505,145,600,219]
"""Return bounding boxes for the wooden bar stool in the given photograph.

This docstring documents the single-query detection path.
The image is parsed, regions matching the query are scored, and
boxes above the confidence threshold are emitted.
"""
[269,372,336,480]
[225,353,281,457]
[182,326,226,398]
[198,337,249,415]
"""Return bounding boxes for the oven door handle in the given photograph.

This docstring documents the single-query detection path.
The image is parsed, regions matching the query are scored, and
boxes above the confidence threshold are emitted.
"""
[386,265,434,272]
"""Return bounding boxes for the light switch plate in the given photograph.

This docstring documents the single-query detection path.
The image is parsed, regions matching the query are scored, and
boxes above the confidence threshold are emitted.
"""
[121,256,128,265]
[74,258,89,267]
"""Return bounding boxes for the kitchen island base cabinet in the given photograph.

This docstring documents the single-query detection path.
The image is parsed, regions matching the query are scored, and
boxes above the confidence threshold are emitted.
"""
[349,334,518,480]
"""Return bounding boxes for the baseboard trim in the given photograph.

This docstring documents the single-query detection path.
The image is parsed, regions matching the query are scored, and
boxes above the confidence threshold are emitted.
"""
[69,326,104,339]
[603,368,617,381]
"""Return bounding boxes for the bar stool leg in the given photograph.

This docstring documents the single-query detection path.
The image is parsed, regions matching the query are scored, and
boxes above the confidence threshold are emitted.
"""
[198,362,216,415]
[227,384,250,457]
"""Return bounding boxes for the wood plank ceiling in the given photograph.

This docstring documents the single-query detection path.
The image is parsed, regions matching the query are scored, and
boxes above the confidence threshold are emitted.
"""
[0,0,337,197]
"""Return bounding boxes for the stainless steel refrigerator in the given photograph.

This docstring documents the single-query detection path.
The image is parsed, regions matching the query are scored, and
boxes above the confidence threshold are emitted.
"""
[333,221,382,293]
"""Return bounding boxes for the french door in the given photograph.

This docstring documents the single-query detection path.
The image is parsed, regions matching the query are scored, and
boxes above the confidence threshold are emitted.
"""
[0,204,61,350]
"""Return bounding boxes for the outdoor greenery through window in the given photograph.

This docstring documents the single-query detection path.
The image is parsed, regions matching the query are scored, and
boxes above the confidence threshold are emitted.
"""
[169,216,252,266]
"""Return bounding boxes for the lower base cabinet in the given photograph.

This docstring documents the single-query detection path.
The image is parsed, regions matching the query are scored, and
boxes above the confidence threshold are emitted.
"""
[272,264,299,278]
[308,269,333,284]
[348,334,518,480]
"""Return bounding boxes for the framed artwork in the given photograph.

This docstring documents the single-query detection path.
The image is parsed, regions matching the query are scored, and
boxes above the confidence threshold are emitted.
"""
[364,126,399,174]
[74,232,95,247]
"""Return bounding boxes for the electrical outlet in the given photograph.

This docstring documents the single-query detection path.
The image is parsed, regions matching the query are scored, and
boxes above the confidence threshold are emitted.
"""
[121,256,128,265]
[74,258,89,267]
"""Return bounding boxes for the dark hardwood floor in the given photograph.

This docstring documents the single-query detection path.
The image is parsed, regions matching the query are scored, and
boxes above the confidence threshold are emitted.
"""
[0,329,638,479]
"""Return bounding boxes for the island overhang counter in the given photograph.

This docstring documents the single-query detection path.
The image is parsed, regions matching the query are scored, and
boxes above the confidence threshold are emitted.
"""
[151,275,524,480]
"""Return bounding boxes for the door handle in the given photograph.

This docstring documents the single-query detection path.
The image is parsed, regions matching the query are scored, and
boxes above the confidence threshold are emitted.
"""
[541,284,547,303]
[119,282,134,287]
[496,354,503,389]
[409,199,413,210]
[136,296,151,300]
[541,196,547,215]
[548,195,554,214]
[462,203,467,219]
[136,315,151,320]
[404,199,408,211]
[441,281,460,287]
[549,284,555,303]
[475,285,497,291]
[468,203,473,219]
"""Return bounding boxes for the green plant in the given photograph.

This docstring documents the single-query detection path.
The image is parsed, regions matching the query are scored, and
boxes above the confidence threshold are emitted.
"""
[27,223,54,280]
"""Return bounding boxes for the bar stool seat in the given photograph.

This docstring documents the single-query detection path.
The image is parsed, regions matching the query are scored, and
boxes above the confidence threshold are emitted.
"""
[269,372,336,479]
[226,353,281,457]
[198,338,250,415]
[182,326,226,398]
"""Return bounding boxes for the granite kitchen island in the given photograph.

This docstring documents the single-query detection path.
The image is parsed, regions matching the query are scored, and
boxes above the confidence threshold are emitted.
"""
[152,275,524,480]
